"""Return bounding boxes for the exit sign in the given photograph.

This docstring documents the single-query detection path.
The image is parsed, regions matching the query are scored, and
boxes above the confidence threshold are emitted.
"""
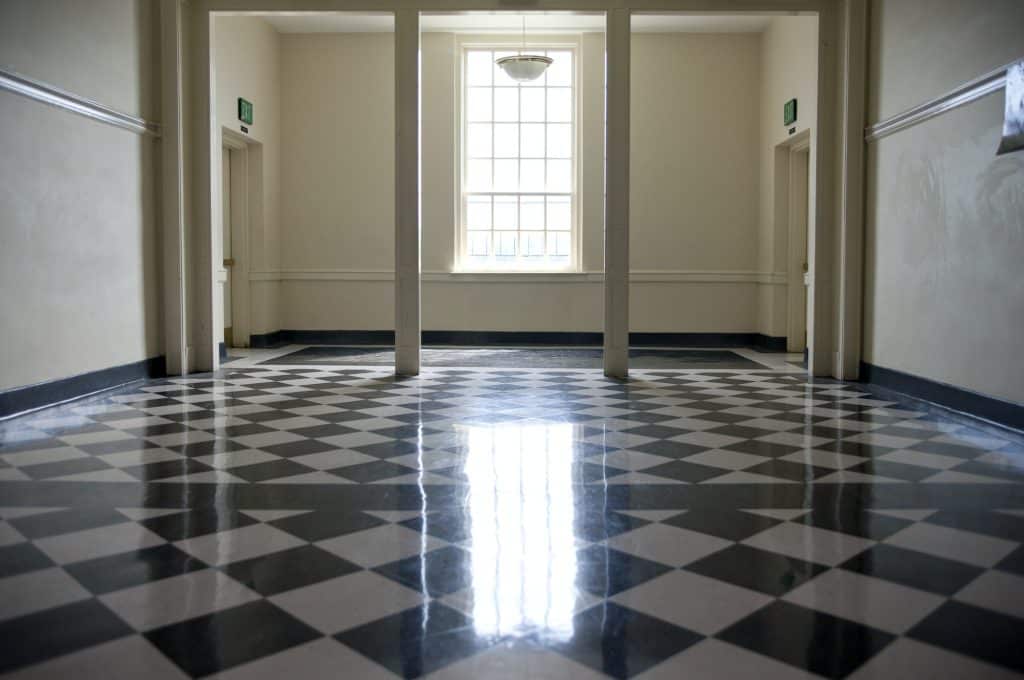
[238,97,253,125]
[784,98,798,126]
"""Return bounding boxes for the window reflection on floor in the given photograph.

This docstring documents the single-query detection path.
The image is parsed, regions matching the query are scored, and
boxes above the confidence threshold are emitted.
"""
[462,421,578,640]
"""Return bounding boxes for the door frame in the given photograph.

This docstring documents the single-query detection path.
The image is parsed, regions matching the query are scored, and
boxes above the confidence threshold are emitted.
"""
[220,128,257,348]
[779,130,811,353]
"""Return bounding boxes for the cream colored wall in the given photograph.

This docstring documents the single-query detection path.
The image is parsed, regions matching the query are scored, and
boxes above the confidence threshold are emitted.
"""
[863,0,1024,403]
[274,29,778,334]
[213,15,282,338]
[757,16,819,338]
[0,0,161,390]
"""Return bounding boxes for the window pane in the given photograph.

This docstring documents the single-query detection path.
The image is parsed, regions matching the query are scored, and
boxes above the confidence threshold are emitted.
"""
[546,159,571,192]
[493,195,517,228]
[520,88,545,122]
[553,232,571,257]
[496,232,518,257]
[467,196,491,229]
[546,51,572,87]
[466,87,492,121]
[547,88,572,122]
[493,88,519,122]
[467,159,492,191]
[520,196,544,230]
[547,196,571,230]
[520,160,544,192]
[468,231,491,256]
[493,51,518,86]
[467,51,493,86]
[467,123,492,158]
[524,232,545,256]
[520,123,544,157]
[547,124,571,158]
[493,123,519,158]
[493,159,519,191]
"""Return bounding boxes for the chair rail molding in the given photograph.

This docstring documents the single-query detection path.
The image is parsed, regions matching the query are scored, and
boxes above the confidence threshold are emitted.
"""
[865,58,1021,142]
[0,68,160,137]
[247,269,787,284]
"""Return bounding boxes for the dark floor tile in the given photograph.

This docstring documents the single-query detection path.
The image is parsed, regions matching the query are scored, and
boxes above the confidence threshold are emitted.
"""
[289,423,358,439]
[848,459,937,482]
[723,440,801,457]
[641,460,727,483]
[574,545,672,597]
[229,459,315,482]
[10,507,127,540]
[839,543,984,595]
[0,542,54,578]
[996,545,1024,576]
[65,544,207,594]
[140,509,257,541]
[910,440,985,460]
[717,600,893,679]
[223,545,361,596]
[684,544,826,596]
[0,599,133,673]
[909,601,1024,673]
[260,439,336,459]
[706,424,780,440]
[617,412,677,424]
[121,458,211,481]
[630,440,708,459]
[374,546,473,597]
[665,510,781,542]
[924,509,1024,543]
[77,437,162,455]
[552,601,703,679]
[270,510,387,542]
[744,459,834,482]
[400,511,472,544]
[146,601,320,677]
[333,460,417,483]
[950,459,1024,483]
[801,508,911,540]
[336,602,491,678]
[20,456,112,480]
[619,424,694,440]
[575,462,629,483]
[574,512,649,543]
[354,440,423,459]
[171,437,248,457]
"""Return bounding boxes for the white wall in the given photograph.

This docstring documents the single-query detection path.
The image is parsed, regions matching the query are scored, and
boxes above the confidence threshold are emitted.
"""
[0,0,161,390]
[213,15,282,339]
[758,16,819,338]
[863,0,1024,403]
[271,28,793,335]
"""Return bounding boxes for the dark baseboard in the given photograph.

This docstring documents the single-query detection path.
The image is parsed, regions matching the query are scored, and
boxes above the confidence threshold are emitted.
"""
[219,342,227,361]
[248,329,788,350]
[860,361,1024,433]
[0,356,167,421]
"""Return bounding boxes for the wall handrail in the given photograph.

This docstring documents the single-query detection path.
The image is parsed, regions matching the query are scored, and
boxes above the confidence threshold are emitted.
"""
[865,58,1020,143]
[0,68,160,138]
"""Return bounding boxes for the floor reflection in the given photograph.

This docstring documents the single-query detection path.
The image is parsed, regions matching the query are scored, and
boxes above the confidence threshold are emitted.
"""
[462,421,579,640]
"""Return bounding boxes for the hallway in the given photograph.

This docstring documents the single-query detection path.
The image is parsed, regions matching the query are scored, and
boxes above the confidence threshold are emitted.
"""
[1,352,1022,678]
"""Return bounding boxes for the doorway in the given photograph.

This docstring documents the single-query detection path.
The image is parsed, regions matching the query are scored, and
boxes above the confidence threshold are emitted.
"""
[782,130,812,354]
[219,128,258,350]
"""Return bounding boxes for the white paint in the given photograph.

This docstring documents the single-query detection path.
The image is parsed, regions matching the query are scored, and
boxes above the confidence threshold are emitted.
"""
[0,0,161,390]
[605,9,631,377]
[863,0,1024,404]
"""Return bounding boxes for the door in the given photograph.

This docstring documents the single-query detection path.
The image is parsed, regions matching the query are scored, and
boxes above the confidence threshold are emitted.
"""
[221,147,233,348]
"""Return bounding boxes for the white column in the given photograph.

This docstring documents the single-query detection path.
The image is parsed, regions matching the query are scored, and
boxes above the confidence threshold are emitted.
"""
[394,10,421,376]
[604,9,630,378]
[193,8,217,373]
[160,0,187,375]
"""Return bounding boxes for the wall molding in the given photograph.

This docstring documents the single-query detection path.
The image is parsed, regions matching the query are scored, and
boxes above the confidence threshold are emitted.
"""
[0,357,166,421]
[864,58,1020,143]
[249,269,787,284]
[861,362,1023,433]
[0,68,161,138]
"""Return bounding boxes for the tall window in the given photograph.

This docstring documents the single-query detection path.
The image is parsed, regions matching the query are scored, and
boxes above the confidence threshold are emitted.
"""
[460,47,577,271]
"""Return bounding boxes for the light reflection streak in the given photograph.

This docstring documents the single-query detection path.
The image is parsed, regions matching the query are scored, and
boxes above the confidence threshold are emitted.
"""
[462,421,578,640]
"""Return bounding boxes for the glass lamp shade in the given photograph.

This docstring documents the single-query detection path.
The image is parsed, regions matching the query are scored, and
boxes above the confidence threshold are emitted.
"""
[495,55,553,82]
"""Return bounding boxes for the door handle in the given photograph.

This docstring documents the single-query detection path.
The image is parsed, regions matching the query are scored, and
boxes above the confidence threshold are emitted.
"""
[223,258,235,267]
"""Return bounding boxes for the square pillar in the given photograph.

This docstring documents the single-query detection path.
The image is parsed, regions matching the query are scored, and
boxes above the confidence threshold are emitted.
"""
[394,9,421,376]
[604,9,630,378]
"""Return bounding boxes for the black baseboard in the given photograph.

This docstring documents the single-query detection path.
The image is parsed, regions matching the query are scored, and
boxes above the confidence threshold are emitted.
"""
[0,356,167,421]
[248,329,788,350]
[860,361,1024,433]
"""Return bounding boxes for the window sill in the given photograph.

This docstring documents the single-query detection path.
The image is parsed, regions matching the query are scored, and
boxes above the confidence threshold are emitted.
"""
[430,270,598,283]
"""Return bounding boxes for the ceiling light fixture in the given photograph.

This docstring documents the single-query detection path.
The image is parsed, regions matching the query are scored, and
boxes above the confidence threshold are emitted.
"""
[495,16,552,82]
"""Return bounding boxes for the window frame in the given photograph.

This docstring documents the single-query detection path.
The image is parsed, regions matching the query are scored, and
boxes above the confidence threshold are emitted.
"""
[454,37,582,273]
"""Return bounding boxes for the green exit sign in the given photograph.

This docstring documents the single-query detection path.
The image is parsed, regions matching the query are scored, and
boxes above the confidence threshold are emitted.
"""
[238,97,253,125]
[784,98,798,126]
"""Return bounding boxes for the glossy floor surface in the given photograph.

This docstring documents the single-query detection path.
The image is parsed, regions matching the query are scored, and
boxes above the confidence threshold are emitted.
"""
[1,347,1023,679]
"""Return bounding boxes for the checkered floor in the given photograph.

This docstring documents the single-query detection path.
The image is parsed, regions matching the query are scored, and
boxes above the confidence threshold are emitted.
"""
[1,350,1023,678]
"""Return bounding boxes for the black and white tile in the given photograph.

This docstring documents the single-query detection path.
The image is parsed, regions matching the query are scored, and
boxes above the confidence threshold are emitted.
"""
[0,347,1023,678]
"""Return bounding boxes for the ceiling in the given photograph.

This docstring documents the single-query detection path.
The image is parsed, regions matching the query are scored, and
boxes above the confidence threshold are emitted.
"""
[257,13,775,34]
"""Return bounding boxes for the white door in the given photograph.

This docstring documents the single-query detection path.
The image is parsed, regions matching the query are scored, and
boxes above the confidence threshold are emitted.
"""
[221,147,233,348]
